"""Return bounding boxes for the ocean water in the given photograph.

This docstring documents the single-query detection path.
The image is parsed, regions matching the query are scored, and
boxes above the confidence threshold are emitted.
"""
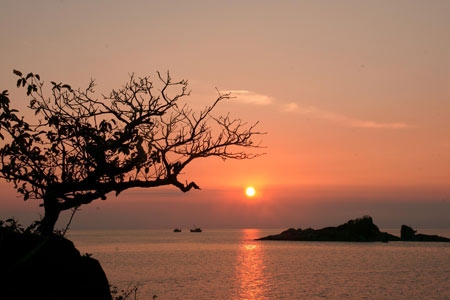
[68,229,450,300]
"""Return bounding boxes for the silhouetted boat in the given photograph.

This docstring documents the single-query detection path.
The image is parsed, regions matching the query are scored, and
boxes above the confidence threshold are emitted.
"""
[173,228,181,232]
[190,227,202,232]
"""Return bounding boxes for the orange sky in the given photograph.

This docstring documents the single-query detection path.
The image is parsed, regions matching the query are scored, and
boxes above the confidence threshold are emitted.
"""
[1,1,449,229]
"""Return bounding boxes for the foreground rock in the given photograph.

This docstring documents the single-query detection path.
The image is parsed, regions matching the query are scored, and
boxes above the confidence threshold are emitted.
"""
[0,226,111,300]
[258,216,400,242]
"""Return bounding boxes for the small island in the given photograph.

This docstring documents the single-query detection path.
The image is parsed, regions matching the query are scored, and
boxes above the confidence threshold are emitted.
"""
[257,216,450,242]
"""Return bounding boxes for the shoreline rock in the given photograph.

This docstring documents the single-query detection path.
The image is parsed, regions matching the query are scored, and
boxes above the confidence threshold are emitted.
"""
[0,226,112,300]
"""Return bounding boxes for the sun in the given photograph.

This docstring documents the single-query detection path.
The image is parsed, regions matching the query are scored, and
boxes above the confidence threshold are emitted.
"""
[245,186,256,197]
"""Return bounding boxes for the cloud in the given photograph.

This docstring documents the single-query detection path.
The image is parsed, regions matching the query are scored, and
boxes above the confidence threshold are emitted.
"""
[283,102,411,129]
[226,90,273,106]
[225,90,410,130]
[349,120,410,129]
[282,102,299,112]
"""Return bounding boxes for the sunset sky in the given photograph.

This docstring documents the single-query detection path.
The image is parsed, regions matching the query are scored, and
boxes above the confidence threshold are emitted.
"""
[1,1,449,230]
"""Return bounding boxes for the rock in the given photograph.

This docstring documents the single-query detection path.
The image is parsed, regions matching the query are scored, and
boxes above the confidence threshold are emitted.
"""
[257,216,400,242]
[401,225,450,242]
[400,225,417,241]
[0,226,112,300]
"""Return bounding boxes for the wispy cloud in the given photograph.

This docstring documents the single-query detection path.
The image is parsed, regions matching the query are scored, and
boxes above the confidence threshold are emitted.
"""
[226,90,273,106]
[283,102,411,129]
[226,89,410,129]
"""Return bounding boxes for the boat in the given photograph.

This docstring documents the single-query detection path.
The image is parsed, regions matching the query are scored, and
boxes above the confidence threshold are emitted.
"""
[190,226,202,232]
[173,228,181,232]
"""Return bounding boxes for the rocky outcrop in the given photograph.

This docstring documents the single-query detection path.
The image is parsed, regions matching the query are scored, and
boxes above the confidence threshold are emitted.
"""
[401,225,450,242]
[258,216,400,242]
[0,226,111,300]
[258,216,450,243]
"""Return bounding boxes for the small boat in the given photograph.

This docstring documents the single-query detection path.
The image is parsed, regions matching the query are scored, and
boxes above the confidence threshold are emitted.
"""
[190,226,202,232]
[173,228,181,232]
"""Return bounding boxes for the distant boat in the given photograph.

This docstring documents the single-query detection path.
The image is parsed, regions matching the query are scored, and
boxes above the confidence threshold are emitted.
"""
[173,228,182,232]
[190,226,202,232]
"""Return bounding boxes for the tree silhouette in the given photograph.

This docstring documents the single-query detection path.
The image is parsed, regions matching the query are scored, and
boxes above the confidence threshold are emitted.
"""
[0,70,264,235]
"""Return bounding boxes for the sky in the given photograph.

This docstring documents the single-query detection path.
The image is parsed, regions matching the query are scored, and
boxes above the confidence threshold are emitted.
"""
[1,0,449,230]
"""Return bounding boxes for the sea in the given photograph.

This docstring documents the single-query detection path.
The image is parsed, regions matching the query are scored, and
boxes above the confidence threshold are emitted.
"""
[68,228,450,300]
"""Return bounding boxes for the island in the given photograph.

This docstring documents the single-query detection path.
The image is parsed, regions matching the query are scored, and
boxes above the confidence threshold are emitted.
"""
[257,216,450,242]
[400,224,450,242]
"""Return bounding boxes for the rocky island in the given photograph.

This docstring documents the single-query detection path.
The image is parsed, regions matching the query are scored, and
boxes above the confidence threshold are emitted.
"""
[400,224,450,242]
[257,216,450,242]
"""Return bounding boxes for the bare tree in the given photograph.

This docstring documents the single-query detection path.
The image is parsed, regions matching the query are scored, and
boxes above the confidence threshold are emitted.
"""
[0,70,264,235]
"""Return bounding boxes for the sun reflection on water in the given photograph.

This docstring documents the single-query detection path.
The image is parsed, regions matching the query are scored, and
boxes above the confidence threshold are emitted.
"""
[235,229,269,300]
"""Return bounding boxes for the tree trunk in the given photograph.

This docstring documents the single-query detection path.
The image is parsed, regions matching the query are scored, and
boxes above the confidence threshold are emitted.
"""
[39,194,60,235]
